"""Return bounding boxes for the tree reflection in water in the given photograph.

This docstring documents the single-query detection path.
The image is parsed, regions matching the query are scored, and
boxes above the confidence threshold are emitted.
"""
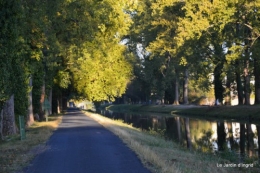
[227,122,235,150]
[217,121,226,151]
[246,123,255,157]
[99,110,260,162]
[184,118,192,150]
[257,125,260,164]
[240,123,246,162]
[195,129,215,152]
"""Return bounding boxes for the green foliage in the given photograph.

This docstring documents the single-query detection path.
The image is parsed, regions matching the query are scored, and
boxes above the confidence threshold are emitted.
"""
[0,0,132,125]
[125,0,260,105]
[2,0,260,125]
[57,0,135,101]
[54,70,71,89]
[31,62,44,115]
[0,0,28,114]
[13,61,29,119]
[72,43,132,101]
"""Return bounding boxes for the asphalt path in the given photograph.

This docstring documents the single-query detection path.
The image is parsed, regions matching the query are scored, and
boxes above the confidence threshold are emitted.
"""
[24,108,151,173]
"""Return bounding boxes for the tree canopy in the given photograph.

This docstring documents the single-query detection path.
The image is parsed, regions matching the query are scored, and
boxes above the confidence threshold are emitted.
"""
[1,0,260,136]
[125,0,260,105]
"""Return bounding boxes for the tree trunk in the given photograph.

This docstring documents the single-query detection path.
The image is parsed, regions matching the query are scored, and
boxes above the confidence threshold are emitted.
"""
[27,77,34,126]
[183,68,189,104]
[39,83,45,121]
[48,88,52,115]
[235,60,244,105]
[213,63,224,105]
[2,95,17,136]
[57,99,61,114]
[0,109,3,140]
[161,98,165,105]
[254,57,260,104]
[57,93,62,114]
[224,71,231,105]
[243,21,251,105]
[173,69,179,105]
[244,59,250,105]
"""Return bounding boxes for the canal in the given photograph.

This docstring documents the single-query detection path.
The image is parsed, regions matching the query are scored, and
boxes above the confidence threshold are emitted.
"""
[97,109,260,162]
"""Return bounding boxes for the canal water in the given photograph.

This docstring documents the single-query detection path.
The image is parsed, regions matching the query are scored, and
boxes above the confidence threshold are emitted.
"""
[98,109,260,162]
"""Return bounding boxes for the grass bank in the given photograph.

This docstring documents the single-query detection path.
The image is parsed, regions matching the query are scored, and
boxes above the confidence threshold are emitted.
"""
[0,115,62,173]
[83,110,259,173]
[102,104,260,122]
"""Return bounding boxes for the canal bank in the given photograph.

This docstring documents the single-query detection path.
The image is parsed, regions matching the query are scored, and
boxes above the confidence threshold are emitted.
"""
[101,104,260,122]
[83,110,260,173]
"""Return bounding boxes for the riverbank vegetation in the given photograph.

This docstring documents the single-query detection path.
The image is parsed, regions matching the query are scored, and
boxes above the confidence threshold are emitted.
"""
[83,111,259,173]
[0,115,61,173]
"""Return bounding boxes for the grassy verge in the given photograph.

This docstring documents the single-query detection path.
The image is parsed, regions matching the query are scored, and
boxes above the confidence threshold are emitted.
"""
[83,110,259,173]
[103,104,260,122]
[0,115,62,173]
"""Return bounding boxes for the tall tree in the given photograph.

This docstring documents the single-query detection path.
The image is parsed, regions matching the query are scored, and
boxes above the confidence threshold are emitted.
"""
[146,0,185,105]
[0,0,27,137]
[66,0,134,102]
[253,41,260,104]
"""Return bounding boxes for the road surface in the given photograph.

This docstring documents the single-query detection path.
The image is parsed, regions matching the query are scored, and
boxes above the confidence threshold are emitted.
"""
[24,108,151,173]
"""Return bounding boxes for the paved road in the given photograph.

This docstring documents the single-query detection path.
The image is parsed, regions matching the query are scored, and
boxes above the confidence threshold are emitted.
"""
[24,108,151,173]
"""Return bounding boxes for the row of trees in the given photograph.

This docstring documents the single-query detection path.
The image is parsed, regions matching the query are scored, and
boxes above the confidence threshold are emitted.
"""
[124,0,260,106]
[1,0,260,140]
[0,0,135,140]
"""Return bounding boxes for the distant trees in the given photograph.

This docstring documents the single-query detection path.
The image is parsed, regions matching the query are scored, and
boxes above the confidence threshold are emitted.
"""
[126,0,260,105]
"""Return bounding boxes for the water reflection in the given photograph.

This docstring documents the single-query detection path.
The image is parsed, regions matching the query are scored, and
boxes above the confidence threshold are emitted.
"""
[240,123,246,162]
[184,118,192,150]
[98,110,260,161]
